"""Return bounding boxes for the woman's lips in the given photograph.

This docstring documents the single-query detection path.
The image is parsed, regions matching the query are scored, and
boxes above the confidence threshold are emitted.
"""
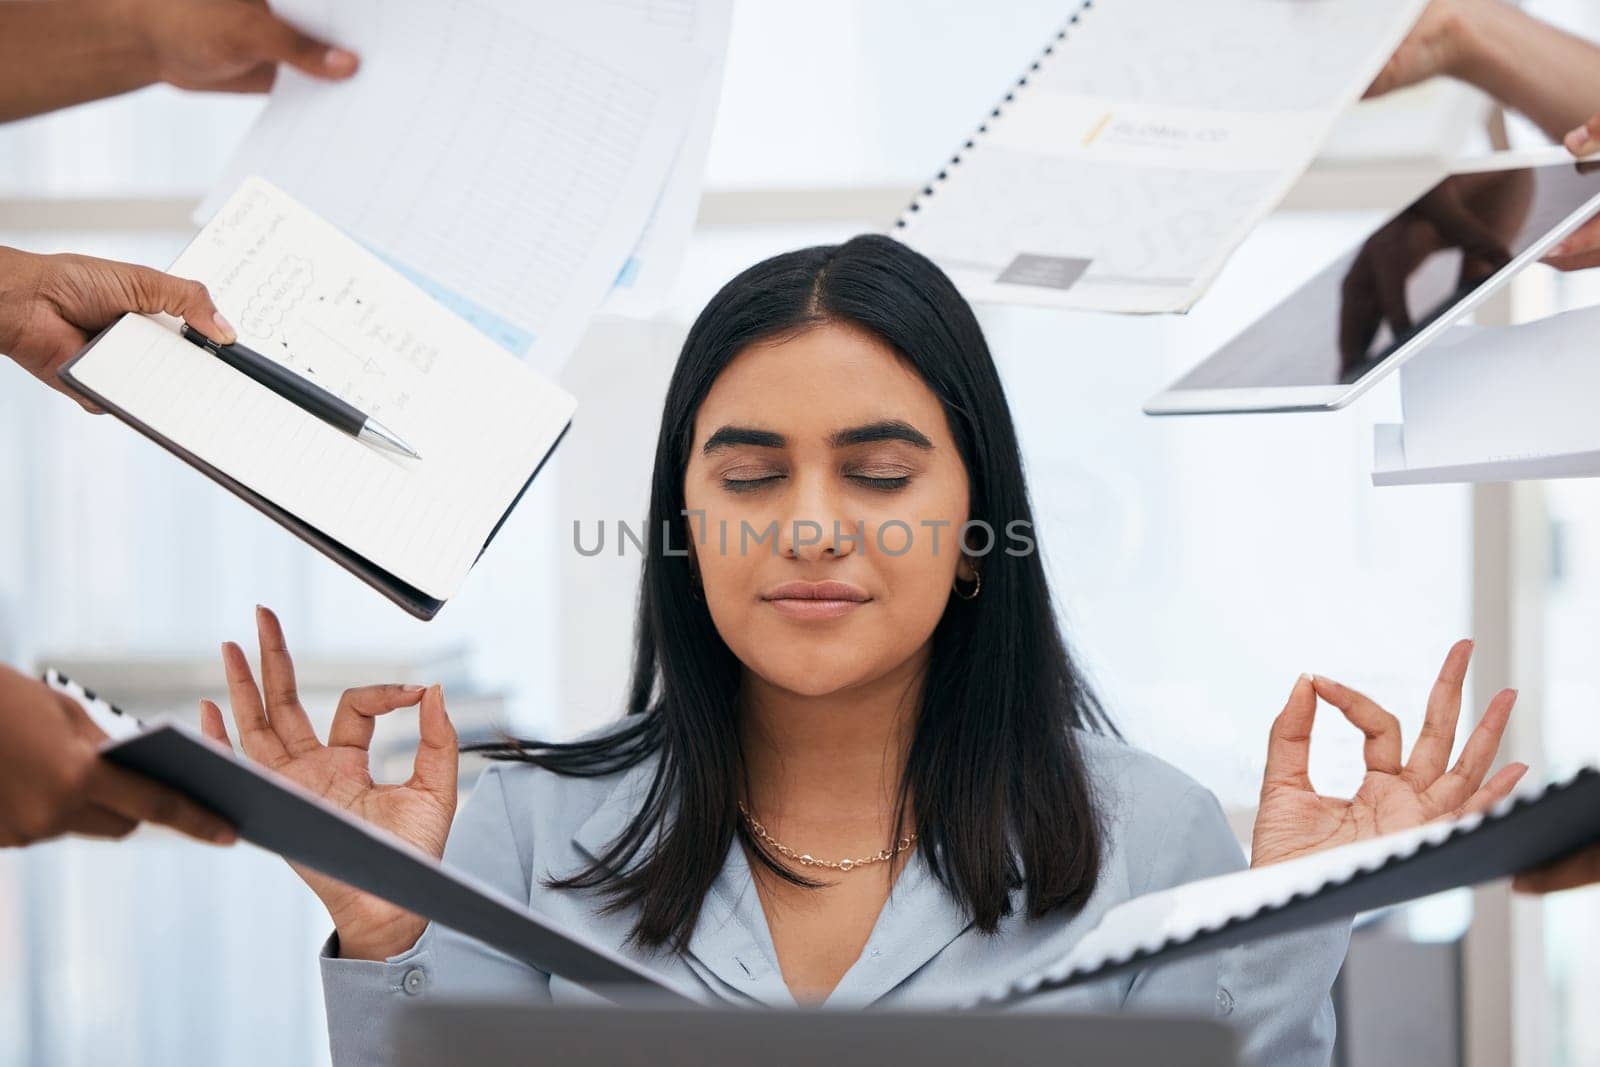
[764,597,868,620]
[760,580,871,620]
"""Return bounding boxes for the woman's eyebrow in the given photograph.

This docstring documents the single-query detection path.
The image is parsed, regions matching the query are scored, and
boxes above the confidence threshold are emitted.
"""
[702,425,785,454]
[830,420,933,450]
[700,419,933,455]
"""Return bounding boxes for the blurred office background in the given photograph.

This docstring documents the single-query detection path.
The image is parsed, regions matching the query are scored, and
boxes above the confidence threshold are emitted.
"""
[1,1,1597,1064]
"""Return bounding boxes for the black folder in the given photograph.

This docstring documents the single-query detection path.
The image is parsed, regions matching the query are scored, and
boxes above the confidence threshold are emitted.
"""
[103,722,687,998]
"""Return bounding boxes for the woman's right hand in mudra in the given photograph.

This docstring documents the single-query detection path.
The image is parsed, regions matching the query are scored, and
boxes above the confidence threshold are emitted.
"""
[201,605,458,961]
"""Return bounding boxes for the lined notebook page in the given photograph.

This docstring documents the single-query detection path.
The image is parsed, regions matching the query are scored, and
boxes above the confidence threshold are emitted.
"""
[69,177,576,601]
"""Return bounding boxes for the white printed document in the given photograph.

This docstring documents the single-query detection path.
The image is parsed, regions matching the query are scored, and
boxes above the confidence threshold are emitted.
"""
[591,0,733,316]
[62,178,576,617]
[1373,309,1600,485]
[201,0,710,373]
[896,0,1429,314]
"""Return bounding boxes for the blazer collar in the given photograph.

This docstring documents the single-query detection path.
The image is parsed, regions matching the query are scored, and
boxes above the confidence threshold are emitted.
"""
[820,849,974,1006]
[570,758,658,865]
[570,761,974,1007]
[570,760,793,1007]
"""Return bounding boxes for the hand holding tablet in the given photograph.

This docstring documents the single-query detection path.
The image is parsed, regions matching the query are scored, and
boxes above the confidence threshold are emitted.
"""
[1146,152,1600,415]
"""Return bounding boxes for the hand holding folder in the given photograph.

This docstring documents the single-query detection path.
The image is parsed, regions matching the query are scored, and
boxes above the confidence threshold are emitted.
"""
[0,664,232,848]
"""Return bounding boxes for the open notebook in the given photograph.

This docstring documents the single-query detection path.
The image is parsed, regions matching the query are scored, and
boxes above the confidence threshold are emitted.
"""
[59,178,576,619]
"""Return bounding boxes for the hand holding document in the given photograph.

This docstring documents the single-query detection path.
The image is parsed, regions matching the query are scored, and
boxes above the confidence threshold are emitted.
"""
[203,0,724,373]
[1373,306,1600,484]
[896,0,1430,314]
[61,178,576,618]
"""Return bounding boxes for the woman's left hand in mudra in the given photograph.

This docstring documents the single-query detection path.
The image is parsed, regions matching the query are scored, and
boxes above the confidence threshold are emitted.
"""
[1250,639,1528,868]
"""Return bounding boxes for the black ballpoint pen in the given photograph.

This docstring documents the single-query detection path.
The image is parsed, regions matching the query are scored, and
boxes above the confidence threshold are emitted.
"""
[180,324,421,460]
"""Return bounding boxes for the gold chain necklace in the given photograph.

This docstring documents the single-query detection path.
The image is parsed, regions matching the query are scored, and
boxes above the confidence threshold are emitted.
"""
[737,801,917,872]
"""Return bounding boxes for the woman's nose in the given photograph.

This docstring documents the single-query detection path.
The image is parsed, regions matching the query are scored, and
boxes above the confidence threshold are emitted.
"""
[777,474,860,560]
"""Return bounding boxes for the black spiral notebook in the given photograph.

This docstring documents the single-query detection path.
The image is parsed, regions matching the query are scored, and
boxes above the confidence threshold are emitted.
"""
[57,177,576,620]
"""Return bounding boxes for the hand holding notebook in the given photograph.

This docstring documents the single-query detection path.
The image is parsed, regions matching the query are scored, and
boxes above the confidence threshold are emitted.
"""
[59,177,576,619]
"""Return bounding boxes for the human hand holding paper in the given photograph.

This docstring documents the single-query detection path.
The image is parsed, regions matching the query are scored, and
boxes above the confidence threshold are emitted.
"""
[1364,0,1465,99]
[202,606,457,961]
[1251,640,1527,868]
[131,0,358,93]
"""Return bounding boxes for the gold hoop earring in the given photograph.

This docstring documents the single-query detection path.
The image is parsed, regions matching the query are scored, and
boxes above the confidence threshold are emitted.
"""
[954,569,981,601]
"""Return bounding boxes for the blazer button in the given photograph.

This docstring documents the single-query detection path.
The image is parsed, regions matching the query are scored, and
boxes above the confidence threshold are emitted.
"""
[402,967,427,996]
[1216,986,1234,1017]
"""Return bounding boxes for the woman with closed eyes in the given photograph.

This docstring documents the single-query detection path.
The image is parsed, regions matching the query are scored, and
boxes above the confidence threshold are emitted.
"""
[205,235,1525,1066]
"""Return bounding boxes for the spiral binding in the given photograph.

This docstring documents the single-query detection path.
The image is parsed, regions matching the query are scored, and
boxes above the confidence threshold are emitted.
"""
[43,667,146,738]
[973,763,1600,1006]
[893,0,1097,232]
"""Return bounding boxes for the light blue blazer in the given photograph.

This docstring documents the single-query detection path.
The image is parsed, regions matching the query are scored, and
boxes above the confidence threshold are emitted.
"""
[319,730,1349,1066]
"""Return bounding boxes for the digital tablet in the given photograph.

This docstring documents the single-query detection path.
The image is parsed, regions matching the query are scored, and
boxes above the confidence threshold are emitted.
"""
[1144,152,1600,415]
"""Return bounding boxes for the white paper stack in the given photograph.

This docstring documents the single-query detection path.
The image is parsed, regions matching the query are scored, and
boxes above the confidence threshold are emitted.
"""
[1373,307,1600,485]
[203,0,732,374]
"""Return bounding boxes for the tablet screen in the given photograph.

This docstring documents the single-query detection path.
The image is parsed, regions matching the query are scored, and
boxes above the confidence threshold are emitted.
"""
[1171,162,1600,390]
